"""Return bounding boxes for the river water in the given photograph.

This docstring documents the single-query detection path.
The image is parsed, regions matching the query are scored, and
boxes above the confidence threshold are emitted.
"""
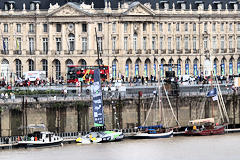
[1,133,240,160]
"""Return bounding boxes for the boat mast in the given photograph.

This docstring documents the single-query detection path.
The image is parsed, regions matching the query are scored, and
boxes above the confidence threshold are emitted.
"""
[95,28,101,69]
[158,64,163,124]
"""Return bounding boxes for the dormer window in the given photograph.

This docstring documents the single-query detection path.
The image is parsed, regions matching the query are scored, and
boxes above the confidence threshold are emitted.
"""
[4,1,15,11]
[213,1,222,10]
[30,1,41,11]
[177,1,186,10]
[159,1,169,10]
[229,1,237,10]
[195,1,204,10]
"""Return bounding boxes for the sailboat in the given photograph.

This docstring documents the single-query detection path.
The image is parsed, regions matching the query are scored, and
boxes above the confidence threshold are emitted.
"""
[185,74,229,136]
[76,69,124,144]
[129,77,180,139]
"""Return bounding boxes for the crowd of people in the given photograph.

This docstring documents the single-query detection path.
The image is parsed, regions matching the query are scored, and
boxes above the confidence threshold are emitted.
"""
[0,92,15,102]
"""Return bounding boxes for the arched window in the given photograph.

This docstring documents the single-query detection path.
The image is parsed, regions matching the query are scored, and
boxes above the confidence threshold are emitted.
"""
[28,59,34,71]
[135,59,141,76]
[177,59,181,76]
[144,59,151,78]
[185,59,190,75]
[238,58,240,75]
[66,59,73,66]
[112,59,117,80]
[168,59,173,71]
[160,59,165,77]
[229,58,233,75]
[54,60,61,80]
[68,33,75,51]
[125,59,132,78]
[221,58,225,75]
[1,59,9,81]
[15,59,22,78]
[153,59,158,77]
[193,59,198,76]
[42,59,48,77]
[79,59,87,66]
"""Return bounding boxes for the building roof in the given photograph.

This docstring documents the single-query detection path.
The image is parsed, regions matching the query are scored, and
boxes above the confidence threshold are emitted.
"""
[0,0,239,10]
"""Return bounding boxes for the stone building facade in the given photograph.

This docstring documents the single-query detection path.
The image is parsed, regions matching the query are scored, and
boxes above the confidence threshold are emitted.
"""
[0,0,240,83]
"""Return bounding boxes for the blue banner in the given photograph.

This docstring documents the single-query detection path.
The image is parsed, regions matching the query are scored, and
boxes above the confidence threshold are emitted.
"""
[194,64,198,76]
[160,64,164,77]
[125,64,129,77]
[185,63,189,75]
[144,64,147,77]
[92,69,104,127]
[177,64,181,75]
[213,63,217,76]
[135,64,139,76]
[112,64,116,79]
[229,62,233,75]
[238,61,240,74]
[169,64,172,71]
[221,63,225,75]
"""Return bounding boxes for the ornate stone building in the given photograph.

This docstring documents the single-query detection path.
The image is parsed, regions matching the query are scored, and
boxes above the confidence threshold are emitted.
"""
[0,0,240,83]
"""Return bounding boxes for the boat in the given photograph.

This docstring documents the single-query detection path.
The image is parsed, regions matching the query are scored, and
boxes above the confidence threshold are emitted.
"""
[129,76,180,139]
[130,125,173,139]
[76,130,124,143]
[17,131,63,148]
[76,41,124,143]
[185,118,225,136]
[185,75,229,136]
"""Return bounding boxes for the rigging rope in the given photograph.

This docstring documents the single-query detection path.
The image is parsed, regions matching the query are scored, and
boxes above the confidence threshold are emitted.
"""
[161,79,181,127]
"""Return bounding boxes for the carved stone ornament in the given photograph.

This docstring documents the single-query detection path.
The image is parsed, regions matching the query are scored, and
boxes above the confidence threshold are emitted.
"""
[52,6,86,16]
[128,6,152,15]
[133,24,139,33]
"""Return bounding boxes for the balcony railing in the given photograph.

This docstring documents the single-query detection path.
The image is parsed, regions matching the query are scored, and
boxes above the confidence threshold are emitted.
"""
[213,49,219,53]
[78,50,87,54]
[136,49,142,54]
[177,49,182,54]
[14,50,22,55]
[64,50,74,55]
[185,49,191,54]
[112,49,119,54]
[168,49,174,54]
[221,48,227,53]
[26,50,35,55]
[146,49,151,54]
[39,51,48,55]
[1,50,9,55]
[154,49,158,54]
[193,49,198,53]
[160,49,166,54]
[229,48,235,53]
[127,49,132,54]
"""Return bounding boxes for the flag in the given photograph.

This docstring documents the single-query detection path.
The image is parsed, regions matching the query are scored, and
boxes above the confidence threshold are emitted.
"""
[212,95,218,101]
[2,37,6,52]
[207,88,217,97]
[16,38,20,50]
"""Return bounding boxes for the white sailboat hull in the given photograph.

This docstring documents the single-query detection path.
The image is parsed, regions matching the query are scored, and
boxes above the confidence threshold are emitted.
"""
[130,130,173,139]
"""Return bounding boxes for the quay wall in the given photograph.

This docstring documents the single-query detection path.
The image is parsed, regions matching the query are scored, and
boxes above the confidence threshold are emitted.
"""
[0,94,239,136]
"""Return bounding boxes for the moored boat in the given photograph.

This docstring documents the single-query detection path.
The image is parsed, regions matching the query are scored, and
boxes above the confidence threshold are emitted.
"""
[130,128,173,139]
[185,118,225,136]
[75,66,124,144]
[17,131,63,148]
